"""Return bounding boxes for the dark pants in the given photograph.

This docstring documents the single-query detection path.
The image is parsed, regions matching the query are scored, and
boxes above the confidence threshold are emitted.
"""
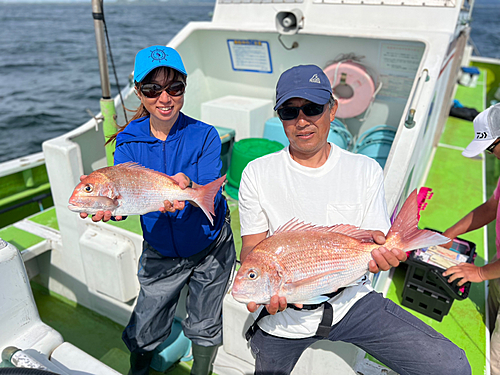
[250,291,471,375]
[123,219,236,353]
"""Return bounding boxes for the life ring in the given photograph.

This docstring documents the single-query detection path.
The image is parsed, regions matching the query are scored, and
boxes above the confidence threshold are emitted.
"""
[324,61,376,118]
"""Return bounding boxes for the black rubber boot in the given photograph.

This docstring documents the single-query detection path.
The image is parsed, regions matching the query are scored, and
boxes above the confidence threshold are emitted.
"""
[190,344,218,375]
[128,351,154,375]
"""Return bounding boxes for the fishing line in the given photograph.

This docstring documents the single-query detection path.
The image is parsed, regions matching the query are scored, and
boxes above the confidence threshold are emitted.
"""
[100,0,128,124]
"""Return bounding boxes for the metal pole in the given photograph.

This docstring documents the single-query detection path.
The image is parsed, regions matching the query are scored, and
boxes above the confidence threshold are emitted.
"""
[92,0,111,99]
[92,0,117,166]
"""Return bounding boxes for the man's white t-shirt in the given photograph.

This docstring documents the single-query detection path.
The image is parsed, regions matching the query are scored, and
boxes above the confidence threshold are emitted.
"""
[238,143,391,339]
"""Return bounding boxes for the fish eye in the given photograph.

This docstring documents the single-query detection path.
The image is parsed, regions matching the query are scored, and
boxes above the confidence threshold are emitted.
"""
[247,269,259,280]
[84,184,93,193]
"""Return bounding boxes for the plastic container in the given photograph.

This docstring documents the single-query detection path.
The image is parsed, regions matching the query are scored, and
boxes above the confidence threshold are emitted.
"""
[226,138,284,200]
[263,117,288,146]
[401,231,476,322]
[353,125,397,168]
[216,126,236,176]
[328,119,353,151]
[151,317,192,372]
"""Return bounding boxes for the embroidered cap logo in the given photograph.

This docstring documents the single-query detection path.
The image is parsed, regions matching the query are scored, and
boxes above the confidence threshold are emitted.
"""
[309,74,321,84]
[150,48,167,62]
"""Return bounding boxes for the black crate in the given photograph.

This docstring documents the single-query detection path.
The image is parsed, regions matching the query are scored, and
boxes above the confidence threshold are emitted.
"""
[401,232,476,321]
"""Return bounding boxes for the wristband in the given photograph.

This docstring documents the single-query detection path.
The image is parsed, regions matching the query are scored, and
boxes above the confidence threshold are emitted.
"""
[187,178,193,188]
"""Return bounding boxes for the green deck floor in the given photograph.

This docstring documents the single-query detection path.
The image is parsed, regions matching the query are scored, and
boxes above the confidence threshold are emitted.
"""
[385,69,489,374]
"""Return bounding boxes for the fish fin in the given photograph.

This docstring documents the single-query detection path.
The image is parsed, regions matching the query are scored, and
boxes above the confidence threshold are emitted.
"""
[284,269,346,290]
[275,218,373,241]
[386,189,449,251]
[116,161,146,169]
[190,175,226,225]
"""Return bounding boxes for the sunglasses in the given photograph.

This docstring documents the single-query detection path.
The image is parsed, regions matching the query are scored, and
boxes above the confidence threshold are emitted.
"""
[486,139,500,154]
[277,103,326,121]
[140,81,185,98]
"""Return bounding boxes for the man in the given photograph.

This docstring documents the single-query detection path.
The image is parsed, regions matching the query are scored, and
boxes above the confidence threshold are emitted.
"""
[238,64,471,375]
[442,102,500,375]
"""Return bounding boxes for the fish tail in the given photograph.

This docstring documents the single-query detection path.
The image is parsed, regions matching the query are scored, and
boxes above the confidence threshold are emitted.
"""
[191,175,226,225]
[385,189,449,251]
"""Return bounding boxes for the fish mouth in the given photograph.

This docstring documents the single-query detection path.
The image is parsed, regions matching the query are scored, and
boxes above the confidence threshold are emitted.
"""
[68,204,84,212]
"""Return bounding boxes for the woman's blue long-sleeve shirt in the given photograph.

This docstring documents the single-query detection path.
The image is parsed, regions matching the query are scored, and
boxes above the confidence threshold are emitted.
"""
[114,112,227,258]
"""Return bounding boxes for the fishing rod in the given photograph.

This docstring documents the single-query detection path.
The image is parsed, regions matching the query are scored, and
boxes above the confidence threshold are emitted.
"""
[91,0,121,166]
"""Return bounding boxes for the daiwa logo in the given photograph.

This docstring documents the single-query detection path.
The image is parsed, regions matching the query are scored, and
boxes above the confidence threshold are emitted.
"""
[476,131,488,139]
[309,74,321,83]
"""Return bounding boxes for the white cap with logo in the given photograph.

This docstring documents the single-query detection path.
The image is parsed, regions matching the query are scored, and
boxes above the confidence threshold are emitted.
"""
[462,103,500,158]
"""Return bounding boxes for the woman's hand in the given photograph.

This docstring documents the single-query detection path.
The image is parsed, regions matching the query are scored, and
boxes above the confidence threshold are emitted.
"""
[159,172,192,213]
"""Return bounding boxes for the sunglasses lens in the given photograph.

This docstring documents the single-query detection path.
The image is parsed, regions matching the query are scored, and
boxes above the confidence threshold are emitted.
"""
[278,107,299,121]
[140,83,162,98]
[166,82,185,96]
[140,82,185,98]
[278,103,325,120]
[303,103,325,117]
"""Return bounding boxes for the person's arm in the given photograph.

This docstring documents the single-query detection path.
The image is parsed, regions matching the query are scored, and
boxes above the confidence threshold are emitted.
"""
[241,232,267,263]
[442,194,498,248]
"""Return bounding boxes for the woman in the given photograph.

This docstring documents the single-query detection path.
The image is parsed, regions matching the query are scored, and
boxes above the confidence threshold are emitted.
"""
[83,45,235,375]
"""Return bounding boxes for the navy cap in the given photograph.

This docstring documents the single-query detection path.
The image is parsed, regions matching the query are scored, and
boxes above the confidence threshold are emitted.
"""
[274,65,332,111]
[133,45,187,83]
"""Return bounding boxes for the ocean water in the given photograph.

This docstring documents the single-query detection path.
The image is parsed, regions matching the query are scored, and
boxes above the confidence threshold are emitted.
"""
[0,1,499,163]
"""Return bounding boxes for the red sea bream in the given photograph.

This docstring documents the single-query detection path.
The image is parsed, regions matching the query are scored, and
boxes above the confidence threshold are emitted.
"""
[68,162,225,225]
[232,190,449,304]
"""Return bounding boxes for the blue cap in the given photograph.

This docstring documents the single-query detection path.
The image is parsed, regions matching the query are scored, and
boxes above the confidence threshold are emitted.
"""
[133,46,187,83]
[274,65,332,111]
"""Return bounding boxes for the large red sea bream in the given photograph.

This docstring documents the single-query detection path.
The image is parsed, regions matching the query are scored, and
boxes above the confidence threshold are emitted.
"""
[232,190,449,304]
[68,162,225,225]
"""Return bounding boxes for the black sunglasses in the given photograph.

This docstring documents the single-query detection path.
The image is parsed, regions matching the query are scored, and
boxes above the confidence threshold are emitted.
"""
[486,139,500,154]
[277,103,326,121]
[140,81,186,98]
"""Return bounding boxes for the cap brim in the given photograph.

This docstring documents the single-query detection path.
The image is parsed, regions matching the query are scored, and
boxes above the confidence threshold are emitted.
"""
[462,138,496,157]
[274,89,331,111]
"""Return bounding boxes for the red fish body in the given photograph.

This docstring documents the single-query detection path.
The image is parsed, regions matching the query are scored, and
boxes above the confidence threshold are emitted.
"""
[68,162,225,225]
[232,190,449,304]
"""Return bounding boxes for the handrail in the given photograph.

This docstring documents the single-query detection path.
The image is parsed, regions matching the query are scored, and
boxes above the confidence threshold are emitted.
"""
[405,69,430,129]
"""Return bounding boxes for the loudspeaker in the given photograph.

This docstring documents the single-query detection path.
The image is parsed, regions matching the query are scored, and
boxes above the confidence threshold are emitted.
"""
[275,9,304,35]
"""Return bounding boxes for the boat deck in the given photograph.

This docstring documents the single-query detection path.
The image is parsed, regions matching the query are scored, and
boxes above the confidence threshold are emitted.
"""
[1,70,493,374]
[386,69,489,374]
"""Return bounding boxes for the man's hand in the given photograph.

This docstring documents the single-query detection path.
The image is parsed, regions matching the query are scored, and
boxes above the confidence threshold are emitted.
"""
[442,263,484,286]
[246,295,303,315]
[366,230,407,273]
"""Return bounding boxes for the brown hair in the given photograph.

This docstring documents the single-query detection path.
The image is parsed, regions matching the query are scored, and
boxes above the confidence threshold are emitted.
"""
[106,66,187,145]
